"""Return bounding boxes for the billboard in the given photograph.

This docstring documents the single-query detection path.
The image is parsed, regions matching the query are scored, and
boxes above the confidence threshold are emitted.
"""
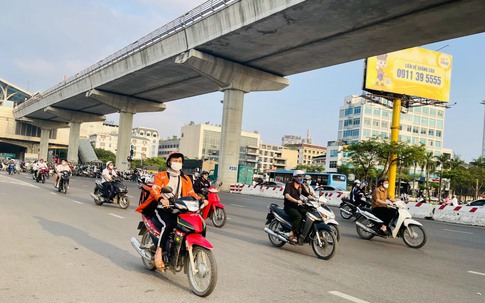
[363,47,452,102]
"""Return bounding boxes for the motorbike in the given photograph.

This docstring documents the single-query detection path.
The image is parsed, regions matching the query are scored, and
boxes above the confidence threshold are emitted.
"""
[57,171,70,194]
[339,195,372,220]
[264,198,338,260]
[316,196,340,241]
[90,176,130,209]
[354,200,427,248]
[35,168,48,183]
[131,186,218,297]
[200,184,227,228]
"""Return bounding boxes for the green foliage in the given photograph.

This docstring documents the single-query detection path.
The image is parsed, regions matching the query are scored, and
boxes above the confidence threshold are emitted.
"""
[131,157,167,171]
[93,148,116,164]
[295,164,325,172]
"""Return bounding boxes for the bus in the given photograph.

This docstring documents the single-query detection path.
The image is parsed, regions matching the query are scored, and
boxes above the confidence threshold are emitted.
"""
[268,170,347,189]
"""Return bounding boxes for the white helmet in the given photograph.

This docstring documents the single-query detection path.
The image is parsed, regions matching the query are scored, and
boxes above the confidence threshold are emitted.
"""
[354,179,361,184]
[106,161,113,166]
[293,170,305,177]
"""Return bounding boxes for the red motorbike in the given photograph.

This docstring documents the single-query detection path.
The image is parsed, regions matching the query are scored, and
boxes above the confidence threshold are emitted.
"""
[200,185,227,228]
[35,168,48,183]
[131,186,218,297]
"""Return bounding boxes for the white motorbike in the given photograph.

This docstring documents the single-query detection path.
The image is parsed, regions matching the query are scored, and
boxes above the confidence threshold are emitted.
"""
[316,196,340,241]
[354,200,427,248]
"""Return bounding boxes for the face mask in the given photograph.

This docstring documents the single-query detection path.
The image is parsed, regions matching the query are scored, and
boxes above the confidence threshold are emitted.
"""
[383,183,389,189]
[296,178,304,184]
[108,165,113,169]
[306,180,311,185]
[170,162,183,171]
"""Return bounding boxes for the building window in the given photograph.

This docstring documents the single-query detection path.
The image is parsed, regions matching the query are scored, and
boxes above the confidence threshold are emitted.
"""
[329,161,337,168]
[421,128,427,135]
[437,120,443,128]
[364,118,371,126]
[330,150,338,157]
[353,118,360,125]
[373,109,380,116]
[373,120,379,127]
[365,107,372,114]
[428,129,434,136]
[436,130,442,137]
[437,110,444,117]
[412,127,419,134]
[354,106,361,114]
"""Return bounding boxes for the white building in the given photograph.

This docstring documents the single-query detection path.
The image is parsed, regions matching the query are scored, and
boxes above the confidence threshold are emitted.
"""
[158,138,180,158]
[326,95,449,172]
[179,122,261,161]
[132,127,159,158]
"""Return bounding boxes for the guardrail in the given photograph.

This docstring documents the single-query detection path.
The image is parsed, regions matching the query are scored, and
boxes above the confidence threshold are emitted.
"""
[14,0,238,113]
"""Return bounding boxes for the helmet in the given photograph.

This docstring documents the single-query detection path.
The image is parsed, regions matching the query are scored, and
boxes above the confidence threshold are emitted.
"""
[354,179,361,185]
[378,178,388,185]
[201,170,209,175]
[106,161,113,166]
[167,151,184,165]
[304,175,312,180]
[293,170,305,177]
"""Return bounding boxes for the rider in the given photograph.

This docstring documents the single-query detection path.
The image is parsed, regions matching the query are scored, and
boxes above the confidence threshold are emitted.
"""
[54,159,71,188]
[302,175,316,196]
[371,178,397,235]
[283,170,315,242]
[101,161,118,200]
[350,179,366,206]
[36,159,48,180]
[146,152,208,270]
[193,170,211,196]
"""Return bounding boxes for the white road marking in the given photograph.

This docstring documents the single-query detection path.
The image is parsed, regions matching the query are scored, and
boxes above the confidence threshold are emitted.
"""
[0,175,40,188]
[329,291,369,303]
[50,192,57,195]
[443,228,473,235]
[230,203,245,208]
[72,200,83,204]
[108,213,125,219]
[468,271,485,276]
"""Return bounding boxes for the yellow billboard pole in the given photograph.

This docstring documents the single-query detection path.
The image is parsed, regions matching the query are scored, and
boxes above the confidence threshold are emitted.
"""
[388,98,402,198]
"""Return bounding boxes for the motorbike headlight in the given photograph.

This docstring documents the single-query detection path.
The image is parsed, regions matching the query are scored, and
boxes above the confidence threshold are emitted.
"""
[319,212,328,219]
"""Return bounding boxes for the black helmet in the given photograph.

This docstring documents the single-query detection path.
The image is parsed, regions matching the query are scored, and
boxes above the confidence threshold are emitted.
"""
[166,151,184,165]
[201,170,209,175]
[378,178,388,186]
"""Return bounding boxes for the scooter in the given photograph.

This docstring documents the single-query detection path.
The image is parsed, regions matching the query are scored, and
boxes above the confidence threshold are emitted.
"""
[200,184,227,228]
[35,168,48,183]
[57,171,70,194]
[131,186,218,297]
[339,195,372,220]
[354,200,427,248]
[317,196,340,241]
[90,176,130,209]
[264,198,338,260]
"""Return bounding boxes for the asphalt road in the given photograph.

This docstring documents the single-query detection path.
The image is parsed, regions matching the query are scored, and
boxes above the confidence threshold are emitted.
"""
[0,173,484,303]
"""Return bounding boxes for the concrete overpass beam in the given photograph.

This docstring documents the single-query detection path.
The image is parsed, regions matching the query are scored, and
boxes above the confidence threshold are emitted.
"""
[116,111,134,171]
[86,89,167,113]
[39,128,50,161]
[176,49,289,189]
[67,122,81,164]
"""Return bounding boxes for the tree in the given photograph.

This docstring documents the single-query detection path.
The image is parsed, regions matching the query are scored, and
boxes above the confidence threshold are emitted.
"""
[435,153,451,202]
[295,164,324,172]
[132,157,167,171]
[420,152,436,201]
[93,148,116,164]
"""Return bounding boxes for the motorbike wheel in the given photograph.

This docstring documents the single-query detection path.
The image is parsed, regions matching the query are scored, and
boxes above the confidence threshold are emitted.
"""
[41,175,45,183]
[140,232,156,271]
[119,196,130,209]
[356,217,375,240]
[339,205,353,220]
[402,224,427,249]
[328,224,341,241]
[186,246,218,297]
[63,181,68,194]
[311,228,338,260]
[267,220,286,247]
[93,188,104,205]
[211,207,227,228]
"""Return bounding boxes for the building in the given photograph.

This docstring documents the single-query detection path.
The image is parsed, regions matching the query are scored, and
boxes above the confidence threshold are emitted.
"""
[158,138,180,158]
[257,143,299,173]
[179,122,261,161]
[132,127,159,158]
[326,94,449,172]
[281,130,313,146]
[285,143,326,167]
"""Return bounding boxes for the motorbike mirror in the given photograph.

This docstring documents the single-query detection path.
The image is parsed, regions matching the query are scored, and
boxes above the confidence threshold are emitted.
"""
[218,181,223,187]
[201,188,209,195]
[161,186,173,194]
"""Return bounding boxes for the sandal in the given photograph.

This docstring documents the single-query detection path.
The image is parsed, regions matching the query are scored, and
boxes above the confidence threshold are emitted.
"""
[288,235,298,243]
[154,248,165,271]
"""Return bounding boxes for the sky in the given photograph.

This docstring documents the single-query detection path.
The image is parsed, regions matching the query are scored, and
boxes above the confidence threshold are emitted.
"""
[2,0,485,163]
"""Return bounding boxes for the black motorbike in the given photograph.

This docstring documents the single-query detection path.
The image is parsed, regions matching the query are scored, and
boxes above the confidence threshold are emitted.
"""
[57,171,70,194]
[90,176,130,209]
[339,195,372,220]
[264,199,338,260]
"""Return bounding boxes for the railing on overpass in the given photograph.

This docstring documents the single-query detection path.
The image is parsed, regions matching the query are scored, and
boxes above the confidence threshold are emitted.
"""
[14,0,238,113]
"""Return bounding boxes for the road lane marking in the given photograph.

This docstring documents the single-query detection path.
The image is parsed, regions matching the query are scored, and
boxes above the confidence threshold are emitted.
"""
[108,213,125,219]
[468,271,485,276]
[443,228,473,235]
[0,175,40,188]
[329,291,369,303]
[72,200,83,204]
[230,204,245,208]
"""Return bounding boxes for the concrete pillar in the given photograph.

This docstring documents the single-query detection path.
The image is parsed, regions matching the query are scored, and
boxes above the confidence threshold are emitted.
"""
[218,89,245,188]
[175,49,289,190]
[67,122,81,163]
[39,128,50,161]
[116,111,134,171]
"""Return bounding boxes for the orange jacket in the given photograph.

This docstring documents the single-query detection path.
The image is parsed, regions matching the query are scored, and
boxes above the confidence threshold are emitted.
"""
[136,171,198,213]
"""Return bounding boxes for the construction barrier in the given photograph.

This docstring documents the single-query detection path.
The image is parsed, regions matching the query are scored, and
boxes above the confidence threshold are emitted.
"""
[229,184,485,227]
[406,202,434,219]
